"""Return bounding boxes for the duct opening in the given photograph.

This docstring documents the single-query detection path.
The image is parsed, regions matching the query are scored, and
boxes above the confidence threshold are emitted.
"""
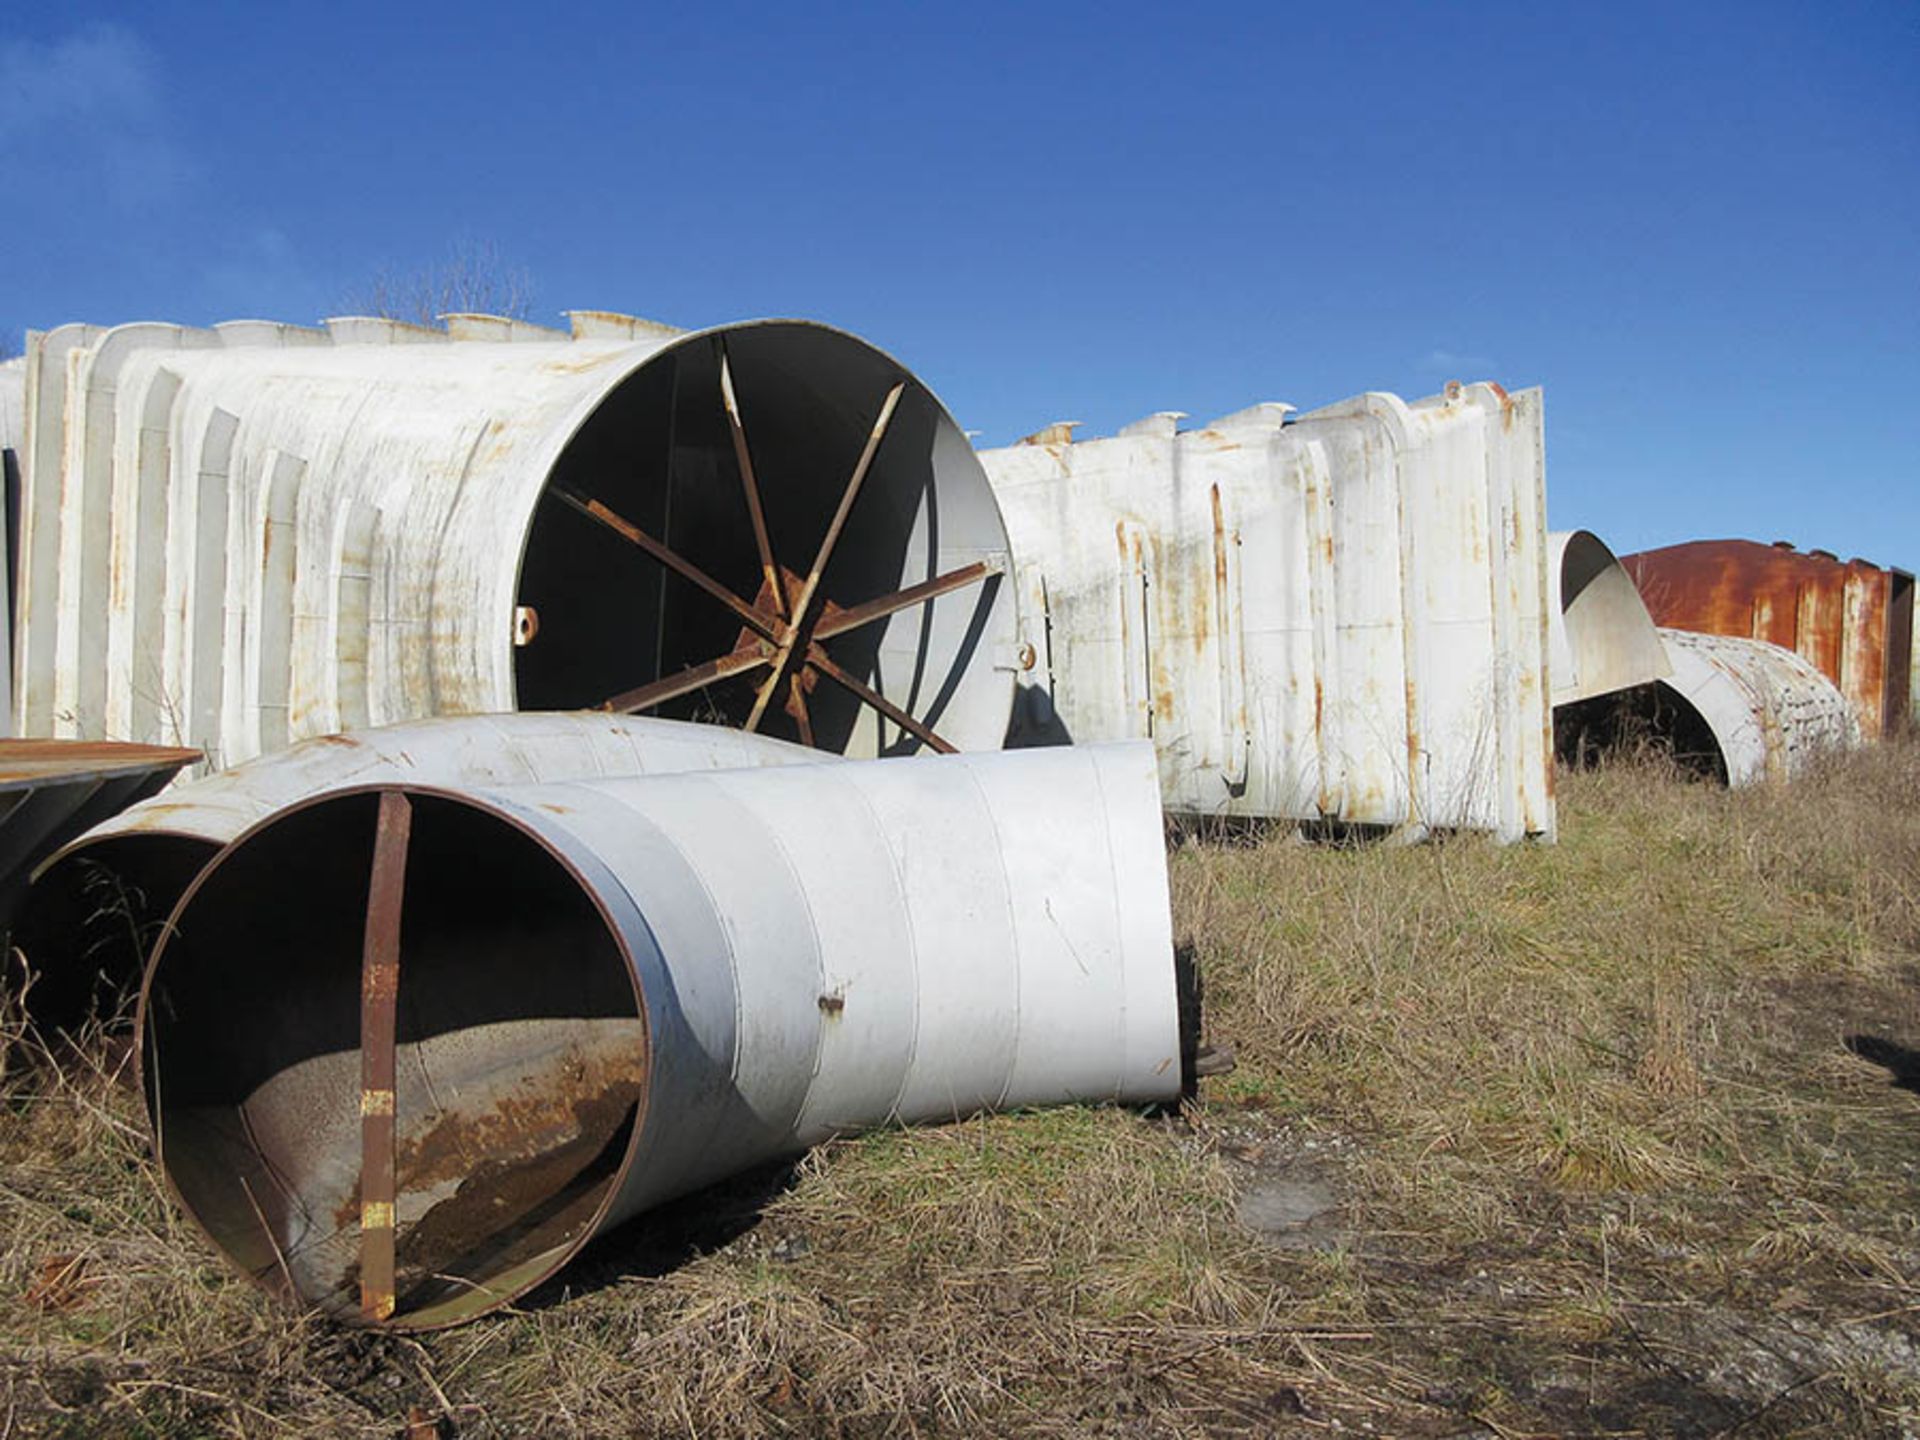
[142,789,646,1330]
[12,835,217,1033]
[514,323,1012,757]
[1553,682,1728,783]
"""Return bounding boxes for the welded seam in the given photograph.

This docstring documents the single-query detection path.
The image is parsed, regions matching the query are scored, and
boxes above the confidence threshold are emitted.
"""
[1084,750,1134,1100]
[954,758,1027,1113]
[708,770,829,1136]
[836,772,923,1127]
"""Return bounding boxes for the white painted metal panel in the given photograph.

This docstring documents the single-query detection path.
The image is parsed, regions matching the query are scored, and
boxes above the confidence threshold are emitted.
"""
[981,382,1554,839]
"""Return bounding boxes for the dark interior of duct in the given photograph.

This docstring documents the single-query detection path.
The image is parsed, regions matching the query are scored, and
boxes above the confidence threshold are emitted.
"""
[1553,683,1728,784]
[514,324,1004,755]
[142,791,645,1330]
[9,836,217,1033]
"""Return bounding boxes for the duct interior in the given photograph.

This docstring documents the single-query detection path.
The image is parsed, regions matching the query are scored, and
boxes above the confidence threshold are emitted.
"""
[145,791,642,1328]
[13,832,216,1026]
[1552,683,1727,782]
[516,326,1007,753]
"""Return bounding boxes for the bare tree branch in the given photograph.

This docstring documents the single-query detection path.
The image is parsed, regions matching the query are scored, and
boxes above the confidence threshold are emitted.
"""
[340,240,534,328]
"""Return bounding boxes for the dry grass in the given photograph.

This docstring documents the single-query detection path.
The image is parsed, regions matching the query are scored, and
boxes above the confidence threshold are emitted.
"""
[5,741,1920,1436]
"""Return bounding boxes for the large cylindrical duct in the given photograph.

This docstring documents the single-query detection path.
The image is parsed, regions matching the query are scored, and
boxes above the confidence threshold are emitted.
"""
[140,743,1178,1330]
[16,714,823,1029]
[13,316,1015,765]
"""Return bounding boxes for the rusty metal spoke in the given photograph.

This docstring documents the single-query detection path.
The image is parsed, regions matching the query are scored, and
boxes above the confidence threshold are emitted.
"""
[551,486,777,643]
[602,643,773,714]
[812,559,1000,644]
[745,382,907,731]
[804,643,956,755]
[358,789,411,1324]
[786,673,815,747]
[555,386,978,756]
[717,341,787,624]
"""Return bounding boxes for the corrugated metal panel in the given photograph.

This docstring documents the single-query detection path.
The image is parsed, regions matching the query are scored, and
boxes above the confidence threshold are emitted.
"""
[1547,530,1670,704]
[1657,628,1857,787]
[980,382,1553,840]
[13,316,1016,768]
[1623,539,1914,740]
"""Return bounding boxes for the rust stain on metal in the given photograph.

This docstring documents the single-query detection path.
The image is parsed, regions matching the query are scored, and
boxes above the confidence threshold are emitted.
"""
[388,1078,643,1308]
[1020,421,1079,447]
[399,1059,647,1198]
[328,1048,650,1227]
[0,739,201,785]
[1623,539,1914,739]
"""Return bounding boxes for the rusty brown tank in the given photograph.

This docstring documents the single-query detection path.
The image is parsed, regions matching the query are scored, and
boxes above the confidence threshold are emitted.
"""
[1621,540,1914,739]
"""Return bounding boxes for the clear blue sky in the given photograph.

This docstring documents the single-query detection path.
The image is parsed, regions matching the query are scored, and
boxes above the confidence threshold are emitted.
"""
[2,2,1913,568]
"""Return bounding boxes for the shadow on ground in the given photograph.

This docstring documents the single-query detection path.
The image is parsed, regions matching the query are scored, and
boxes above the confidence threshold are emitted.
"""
[1846,1032,1920,1094]
[515,1159,804,1314]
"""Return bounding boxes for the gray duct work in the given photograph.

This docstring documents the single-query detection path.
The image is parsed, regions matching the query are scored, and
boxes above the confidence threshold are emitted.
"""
[140,742,1180,1329]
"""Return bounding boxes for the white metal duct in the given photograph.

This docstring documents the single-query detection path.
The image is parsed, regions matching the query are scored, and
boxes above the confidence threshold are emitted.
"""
[14,713,825,1028]
[980,383,1553,840]
[1548,529,1670,705]
[1657,628,1857,787]
[140,742,1180,1329]
[12,315,1015,767]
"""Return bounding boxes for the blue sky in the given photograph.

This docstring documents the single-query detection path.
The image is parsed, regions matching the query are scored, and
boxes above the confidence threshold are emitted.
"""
[1,2,1913,568]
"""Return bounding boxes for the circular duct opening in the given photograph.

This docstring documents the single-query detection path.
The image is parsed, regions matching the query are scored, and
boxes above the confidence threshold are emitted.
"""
[1552,682,1728,783]
[514,323,1014,757]
[12,835,218,1033]
[141,789,646,1330]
